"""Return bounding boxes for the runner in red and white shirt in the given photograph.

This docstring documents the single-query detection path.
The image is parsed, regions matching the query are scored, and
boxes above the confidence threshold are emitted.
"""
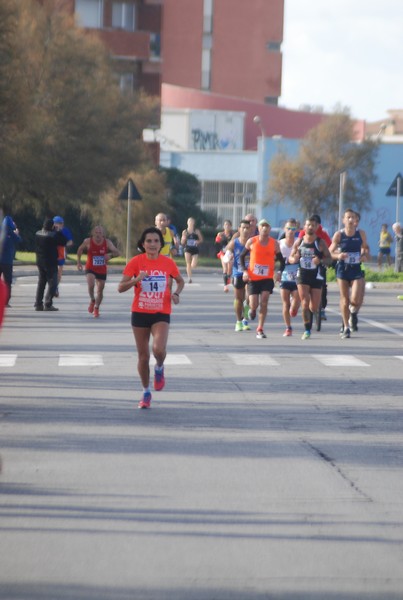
[118,227,184,409]
[76,225,120,318]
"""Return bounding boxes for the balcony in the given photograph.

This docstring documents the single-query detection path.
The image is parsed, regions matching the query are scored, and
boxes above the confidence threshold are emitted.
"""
[97,29,151,60]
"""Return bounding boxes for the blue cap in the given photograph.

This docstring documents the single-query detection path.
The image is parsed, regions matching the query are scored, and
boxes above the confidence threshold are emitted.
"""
[3,216,16,230]
[53,216,64,224]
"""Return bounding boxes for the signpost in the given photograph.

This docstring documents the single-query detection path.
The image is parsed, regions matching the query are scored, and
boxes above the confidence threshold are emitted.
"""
[386,173,402,272]
[385,172,402,223]
[118,178,142,264]
[338,171,347,230]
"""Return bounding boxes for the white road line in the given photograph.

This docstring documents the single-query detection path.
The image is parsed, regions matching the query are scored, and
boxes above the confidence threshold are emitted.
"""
[19,283,81,288]
[58,354,104,366]
[313,354,369,367]
[228,353,280,366]
[360,318,403,337]
[325,308,403,337]
[0,354,17,367]
[2,353,401,369]
[151,354,192,365]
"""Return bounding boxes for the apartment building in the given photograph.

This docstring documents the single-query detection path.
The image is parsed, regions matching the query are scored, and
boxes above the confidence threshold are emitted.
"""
[65,0,162,96]
[162,0,284,105]
[66,1,284,105]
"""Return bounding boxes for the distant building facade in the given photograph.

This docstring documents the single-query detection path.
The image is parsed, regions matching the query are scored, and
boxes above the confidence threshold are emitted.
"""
[63,0,284,106]
[65,0,162,96]
[161,0,284,105]
[52,1,403,253]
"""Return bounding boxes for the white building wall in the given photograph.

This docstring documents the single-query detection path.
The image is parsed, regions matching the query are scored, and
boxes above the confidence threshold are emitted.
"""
[160,108,245,152]
[160,150,257,180]
[159,136,403,254]
[160,150,259,226]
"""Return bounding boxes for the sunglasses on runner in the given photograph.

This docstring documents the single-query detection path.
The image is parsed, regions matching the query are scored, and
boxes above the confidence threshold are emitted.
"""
[286,227,297,231]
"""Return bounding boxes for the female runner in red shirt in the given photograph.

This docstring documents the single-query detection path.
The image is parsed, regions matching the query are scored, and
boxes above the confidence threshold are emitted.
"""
[118,227,184,409]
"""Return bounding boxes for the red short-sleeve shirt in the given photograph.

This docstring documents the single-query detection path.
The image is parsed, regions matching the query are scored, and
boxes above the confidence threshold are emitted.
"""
[123,254,180,314]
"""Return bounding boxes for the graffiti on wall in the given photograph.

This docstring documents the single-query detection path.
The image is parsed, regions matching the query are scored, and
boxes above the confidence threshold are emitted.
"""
[191,129,237,151]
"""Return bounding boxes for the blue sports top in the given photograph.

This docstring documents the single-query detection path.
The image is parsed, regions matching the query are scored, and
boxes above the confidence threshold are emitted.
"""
[338,229,363,265]
[232,238,249,276]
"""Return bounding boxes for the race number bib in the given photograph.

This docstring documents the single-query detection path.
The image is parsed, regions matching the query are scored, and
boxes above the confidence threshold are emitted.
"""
[346,252,360,264]
[187,238,197,247]
[281,264,298,282]
[300,255,315,269]
[93,255,105,266]
[140,275,167,294]
[253,263,269,277]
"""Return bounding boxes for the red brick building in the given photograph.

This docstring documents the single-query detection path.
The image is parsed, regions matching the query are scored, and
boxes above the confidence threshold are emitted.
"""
[60,1,346,148]
[64,0,162,96]
[161,0,284,105]
[65,1,284,105]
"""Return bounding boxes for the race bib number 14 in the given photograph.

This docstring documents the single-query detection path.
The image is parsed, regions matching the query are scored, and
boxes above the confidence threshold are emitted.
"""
[141,275,167,293]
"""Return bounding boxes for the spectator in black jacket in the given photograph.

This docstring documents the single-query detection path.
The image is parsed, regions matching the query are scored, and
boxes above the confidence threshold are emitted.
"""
[34,218,67,311]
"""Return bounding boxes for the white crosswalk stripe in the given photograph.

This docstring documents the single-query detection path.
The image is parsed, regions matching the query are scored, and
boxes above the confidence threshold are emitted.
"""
[0,353,400,369]
[19,283,81,288]
[58,354,104,366]
[151,354,191,365]
[228,353,279,366]
[312,354,370,367]
[0,354,17,367]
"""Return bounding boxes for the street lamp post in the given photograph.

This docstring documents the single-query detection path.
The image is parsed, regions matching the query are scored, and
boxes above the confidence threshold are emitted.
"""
[118,178,142,264]
[338,171,347,230]
[253,115,265,220]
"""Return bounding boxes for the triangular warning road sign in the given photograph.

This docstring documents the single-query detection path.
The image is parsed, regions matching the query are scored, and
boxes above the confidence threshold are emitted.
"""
[118,178,142,201]
[386,173,402,197]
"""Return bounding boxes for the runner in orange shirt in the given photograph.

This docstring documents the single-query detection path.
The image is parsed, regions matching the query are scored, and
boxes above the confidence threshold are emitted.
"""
[239,218,282,339]
[118,227,184,409]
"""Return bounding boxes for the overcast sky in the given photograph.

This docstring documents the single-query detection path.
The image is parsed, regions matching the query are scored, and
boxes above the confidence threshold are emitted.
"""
[280,1,403,122]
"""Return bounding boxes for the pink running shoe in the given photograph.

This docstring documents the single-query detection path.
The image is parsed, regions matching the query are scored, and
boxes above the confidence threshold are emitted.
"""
[138,392,152,409]
[154,367,165,391]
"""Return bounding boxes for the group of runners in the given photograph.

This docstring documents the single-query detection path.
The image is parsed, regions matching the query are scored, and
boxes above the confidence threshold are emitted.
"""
[120,207,369,409]
[220,209,369,341]
[32,208,368,409]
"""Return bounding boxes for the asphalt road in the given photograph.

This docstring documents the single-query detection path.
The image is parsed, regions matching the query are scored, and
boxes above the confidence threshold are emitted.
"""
[0,268,403,599]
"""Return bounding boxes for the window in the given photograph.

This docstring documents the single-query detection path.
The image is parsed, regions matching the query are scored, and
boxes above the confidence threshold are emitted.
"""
[201,48,211,90]
[119,73,134,94]
[112,2,136,31]
[201,181,257,226]
[150,33,161,59]
[75,0,103,28]
[266,41,281,52]
[203,0,213,33]
[203,33,212,50]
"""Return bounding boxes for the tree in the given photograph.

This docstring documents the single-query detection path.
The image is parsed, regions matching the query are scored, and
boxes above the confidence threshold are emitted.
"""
[0,0,157,220]
[0,0,24,175]
[160,167,215,232]
[86,168,169,255]
[267,112,379,228]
